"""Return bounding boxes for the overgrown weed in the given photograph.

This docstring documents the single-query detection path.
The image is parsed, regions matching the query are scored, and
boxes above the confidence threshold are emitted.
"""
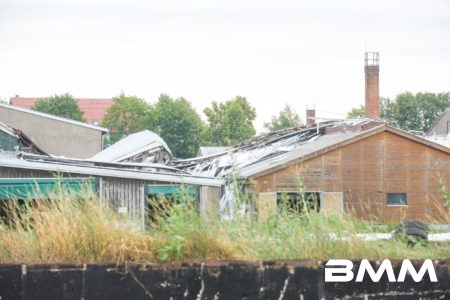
[1,188,448,264]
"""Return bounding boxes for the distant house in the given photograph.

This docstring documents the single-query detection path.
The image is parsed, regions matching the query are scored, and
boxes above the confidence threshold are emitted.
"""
[0,103,107,158]
[427,108,450,137]
[10,96,113,125]
[174,120,450,224]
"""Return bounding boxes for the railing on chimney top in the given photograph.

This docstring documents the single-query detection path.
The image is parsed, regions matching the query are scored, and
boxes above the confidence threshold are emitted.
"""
[365,52,379,66]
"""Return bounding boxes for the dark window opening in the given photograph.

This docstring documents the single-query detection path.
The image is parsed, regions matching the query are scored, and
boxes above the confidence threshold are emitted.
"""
[387,193,407,206]
[276,192,321,213]
[146,185,199,222]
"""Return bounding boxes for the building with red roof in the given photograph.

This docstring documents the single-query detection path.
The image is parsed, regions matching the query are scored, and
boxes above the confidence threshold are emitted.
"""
[10,97,113,125]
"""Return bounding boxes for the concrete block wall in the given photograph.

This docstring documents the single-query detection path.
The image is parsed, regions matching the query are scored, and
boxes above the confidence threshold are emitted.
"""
[1,259,449,299]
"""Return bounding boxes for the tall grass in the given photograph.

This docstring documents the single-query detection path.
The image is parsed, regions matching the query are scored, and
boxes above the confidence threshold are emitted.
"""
[1,193,449,264]
[0,191,156,264]
[150,198,450,262]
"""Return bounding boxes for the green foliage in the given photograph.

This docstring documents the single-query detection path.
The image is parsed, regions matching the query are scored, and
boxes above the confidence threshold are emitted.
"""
[264,104,303,132]
[380,97,397,121]
[149,94,204,158]
[203,96,256,146]
[101,92,151,144]
[150,198,449,261]
[381,91,450,132]
[31,93,85,122]
[391,91,423,131]
[347,104,365,118]
[416,92,450,132]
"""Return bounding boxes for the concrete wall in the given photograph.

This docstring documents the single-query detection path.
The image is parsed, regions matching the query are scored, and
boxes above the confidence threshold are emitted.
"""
[0,260,448,299]
[0,106,104,158]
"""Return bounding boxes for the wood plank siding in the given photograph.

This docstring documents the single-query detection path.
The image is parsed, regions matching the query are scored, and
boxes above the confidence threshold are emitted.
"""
[251,131,450,223]
[0,167,155,229]
[99,177,147,227]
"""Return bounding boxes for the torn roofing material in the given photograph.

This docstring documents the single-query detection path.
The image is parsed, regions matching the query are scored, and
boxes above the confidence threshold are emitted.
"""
[91,130,172,164]
[0,121,47,155]
[172,119,450,180]
[197,147,231,157]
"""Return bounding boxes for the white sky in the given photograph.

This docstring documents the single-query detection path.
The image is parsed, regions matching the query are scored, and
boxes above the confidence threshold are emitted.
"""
[1,0,449,131]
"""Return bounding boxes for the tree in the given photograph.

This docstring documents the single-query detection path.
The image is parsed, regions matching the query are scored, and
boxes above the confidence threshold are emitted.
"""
[264,104,303,132]
[101,92,151,144]
[347,92,450,132]
[149,94,204,158]
[381,92,449,132]
[31,93,85,122]
[416,92,450,132]
[347,104,365,118]
[380,97,397,121]
[390,92,423,131]
[203,96,256,146]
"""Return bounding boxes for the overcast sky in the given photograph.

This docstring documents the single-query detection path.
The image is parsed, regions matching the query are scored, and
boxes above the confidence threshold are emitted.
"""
[1,0,449,131]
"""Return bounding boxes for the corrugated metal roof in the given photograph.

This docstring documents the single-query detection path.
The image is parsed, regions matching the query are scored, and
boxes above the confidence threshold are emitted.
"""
[90,130,172,163]
[0,155,223,186]
[0,103,108,132]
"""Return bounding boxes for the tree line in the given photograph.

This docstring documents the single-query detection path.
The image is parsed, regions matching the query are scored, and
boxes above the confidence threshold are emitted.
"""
[31,90,449,158]
[32,93,302,158]
[347,91,450,133]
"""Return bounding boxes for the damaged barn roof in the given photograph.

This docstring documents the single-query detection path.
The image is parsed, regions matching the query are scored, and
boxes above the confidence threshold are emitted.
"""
[91,130,172,164]
[171,118,450,180]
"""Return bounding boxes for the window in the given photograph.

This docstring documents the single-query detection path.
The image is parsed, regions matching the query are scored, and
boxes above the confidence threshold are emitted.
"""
[146,185,199,222]
[387,193,407,206]
[276,192,321,213]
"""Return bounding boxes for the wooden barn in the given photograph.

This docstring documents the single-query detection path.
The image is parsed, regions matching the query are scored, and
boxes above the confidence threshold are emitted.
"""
[176,120,450,224]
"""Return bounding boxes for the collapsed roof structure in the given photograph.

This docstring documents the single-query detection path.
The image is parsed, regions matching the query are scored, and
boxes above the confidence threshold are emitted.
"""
[170,119,450,222]
[90,130,172,164]
[0,121,47,155]
[170,119,385,215]
[173,120,381,178]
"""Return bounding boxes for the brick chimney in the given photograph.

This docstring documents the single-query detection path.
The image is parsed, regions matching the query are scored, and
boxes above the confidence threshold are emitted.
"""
[306,104,316,127]
[364,52,380,119]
